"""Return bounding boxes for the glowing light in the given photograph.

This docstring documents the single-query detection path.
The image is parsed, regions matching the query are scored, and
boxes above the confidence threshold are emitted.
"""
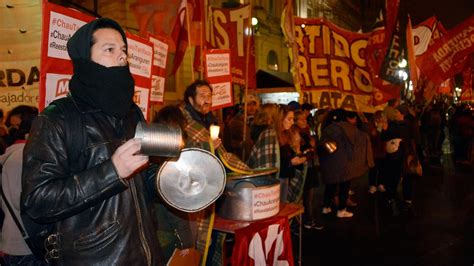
[251,17,258,26]
[398,58,407,68]
[398,70,408,81]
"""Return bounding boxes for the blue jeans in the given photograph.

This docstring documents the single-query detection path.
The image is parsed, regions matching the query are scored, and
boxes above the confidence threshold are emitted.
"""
[3,254,45,266]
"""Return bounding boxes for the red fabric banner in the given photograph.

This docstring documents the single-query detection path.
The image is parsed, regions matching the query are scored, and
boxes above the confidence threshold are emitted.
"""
[129,0,181,52]
[412,16,437,56]
[365,15,401,106]
[200,4,256,89]
[292,17,386,111]
[417,15,474,85]
[231,216,294,266]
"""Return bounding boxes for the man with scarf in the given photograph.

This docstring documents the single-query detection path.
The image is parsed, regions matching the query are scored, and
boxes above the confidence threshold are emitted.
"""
[21,18,163,265]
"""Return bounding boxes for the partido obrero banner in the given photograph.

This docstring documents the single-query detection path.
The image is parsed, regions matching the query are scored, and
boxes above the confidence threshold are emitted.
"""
[204,49,233,109]
[292,17,379,112]
[40,1,153,119]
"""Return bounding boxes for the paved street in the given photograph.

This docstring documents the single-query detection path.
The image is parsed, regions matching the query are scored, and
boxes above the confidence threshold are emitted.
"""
[300,154,474,266]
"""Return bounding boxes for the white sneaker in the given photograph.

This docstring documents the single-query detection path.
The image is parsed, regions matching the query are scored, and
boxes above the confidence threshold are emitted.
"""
[322,207,332,214]
[377,184,386,192]
[336,209,353,218]
[368,186,377,194]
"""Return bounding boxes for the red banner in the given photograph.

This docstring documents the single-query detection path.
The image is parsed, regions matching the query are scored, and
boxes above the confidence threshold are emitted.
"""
[204,49,233,109]
[293,17,385,112]
[203,4,256,89]
[40,1,94,110]
[417,15,474,85]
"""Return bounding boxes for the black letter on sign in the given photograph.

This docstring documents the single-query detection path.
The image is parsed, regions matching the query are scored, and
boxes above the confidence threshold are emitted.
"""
[7,69,25,86]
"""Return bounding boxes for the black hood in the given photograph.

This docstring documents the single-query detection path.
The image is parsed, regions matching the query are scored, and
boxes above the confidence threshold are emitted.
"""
[67,17,127,61]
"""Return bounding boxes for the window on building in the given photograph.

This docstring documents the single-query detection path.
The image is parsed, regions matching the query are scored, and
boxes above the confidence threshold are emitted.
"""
[267,50,279,71]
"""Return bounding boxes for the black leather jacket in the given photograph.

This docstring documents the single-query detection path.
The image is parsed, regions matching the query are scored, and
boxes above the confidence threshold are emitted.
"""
[21,96,162,265]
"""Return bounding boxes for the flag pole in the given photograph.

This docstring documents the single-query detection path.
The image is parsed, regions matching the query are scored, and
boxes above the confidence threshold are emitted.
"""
[185,1,195,81]
[242,1,253,160]
[200,0,207,79]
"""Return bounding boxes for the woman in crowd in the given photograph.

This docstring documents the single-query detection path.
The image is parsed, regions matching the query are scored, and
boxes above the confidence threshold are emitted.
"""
[276,105,306,202]
[246,103,280,171]
[365,111,387,194]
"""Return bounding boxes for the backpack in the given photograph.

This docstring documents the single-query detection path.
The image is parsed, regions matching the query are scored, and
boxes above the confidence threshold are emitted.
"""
[21,96,84,264]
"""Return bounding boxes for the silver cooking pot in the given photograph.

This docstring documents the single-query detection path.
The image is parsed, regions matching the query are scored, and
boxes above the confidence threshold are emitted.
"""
[156,148,226,212]
[216,168,280,221]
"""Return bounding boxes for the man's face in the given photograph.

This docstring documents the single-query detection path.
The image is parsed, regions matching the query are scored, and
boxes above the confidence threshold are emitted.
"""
[295,114,308,129]
[246,101,258,116]
[91,28,127,67]
[189,85,212,115]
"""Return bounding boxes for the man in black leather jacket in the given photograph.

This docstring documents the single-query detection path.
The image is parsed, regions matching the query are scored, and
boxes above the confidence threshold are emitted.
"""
[21,18,163,265]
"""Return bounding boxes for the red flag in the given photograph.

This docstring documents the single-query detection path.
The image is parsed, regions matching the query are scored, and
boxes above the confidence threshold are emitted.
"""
[232,216,294,266]
[366,2,401,106]
[406,16,418,89]
[130,0,181,51]
[417,15,474,85]
[171,0,203,74]
[412,16,437,56]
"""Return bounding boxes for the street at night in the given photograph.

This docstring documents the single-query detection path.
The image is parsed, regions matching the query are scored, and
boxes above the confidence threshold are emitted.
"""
[301,152,473,265]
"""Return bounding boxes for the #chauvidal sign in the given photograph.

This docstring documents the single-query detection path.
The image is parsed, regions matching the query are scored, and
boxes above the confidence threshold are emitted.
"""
[148,34,169,103]
[204,49,233,109]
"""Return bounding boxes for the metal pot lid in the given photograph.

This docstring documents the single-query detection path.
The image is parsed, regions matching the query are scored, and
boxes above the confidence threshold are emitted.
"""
[156,148,226,213]
[226,167,278,181]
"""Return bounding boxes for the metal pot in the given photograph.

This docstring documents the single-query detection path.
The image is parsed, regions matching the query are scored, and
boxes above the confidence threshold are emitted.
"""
[216,168,280,221]
[156,148,226,212]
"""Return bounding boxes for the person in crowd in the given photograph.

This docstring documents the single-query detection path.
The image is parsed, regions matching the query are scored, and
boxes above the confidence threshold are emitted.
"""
[21,18,163,265]
[247,103,280,171]
[420,102,443,160]
[314,108,330,140]
[319,109,373,218]
[294,110,323,229]
[276,105,306,203]
[1,112,40,265]
[451,104,473,164]
[180,80,221,150]
[152,105,194,262]
[180,79,251,262]
[223,94,260,161]
[0,109,8,154]
[364,111,387,194]
[382,106,417,215]
[3,105,38,147]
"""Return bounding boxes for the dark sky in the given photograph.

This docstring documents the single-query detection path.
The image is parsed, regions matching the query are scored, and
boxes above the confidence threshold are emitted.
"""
[408,0,473,29]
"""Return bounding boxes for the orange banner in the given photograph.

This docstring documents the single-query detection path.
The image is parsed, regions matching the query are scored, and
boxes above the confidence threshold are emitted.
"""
[417,15,474,85]
[292,17,384,112]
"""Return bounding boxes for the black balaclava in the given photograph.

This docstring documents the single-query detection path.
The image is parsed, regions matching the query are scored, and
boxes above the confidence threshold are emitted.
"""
[67,18,134,117]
